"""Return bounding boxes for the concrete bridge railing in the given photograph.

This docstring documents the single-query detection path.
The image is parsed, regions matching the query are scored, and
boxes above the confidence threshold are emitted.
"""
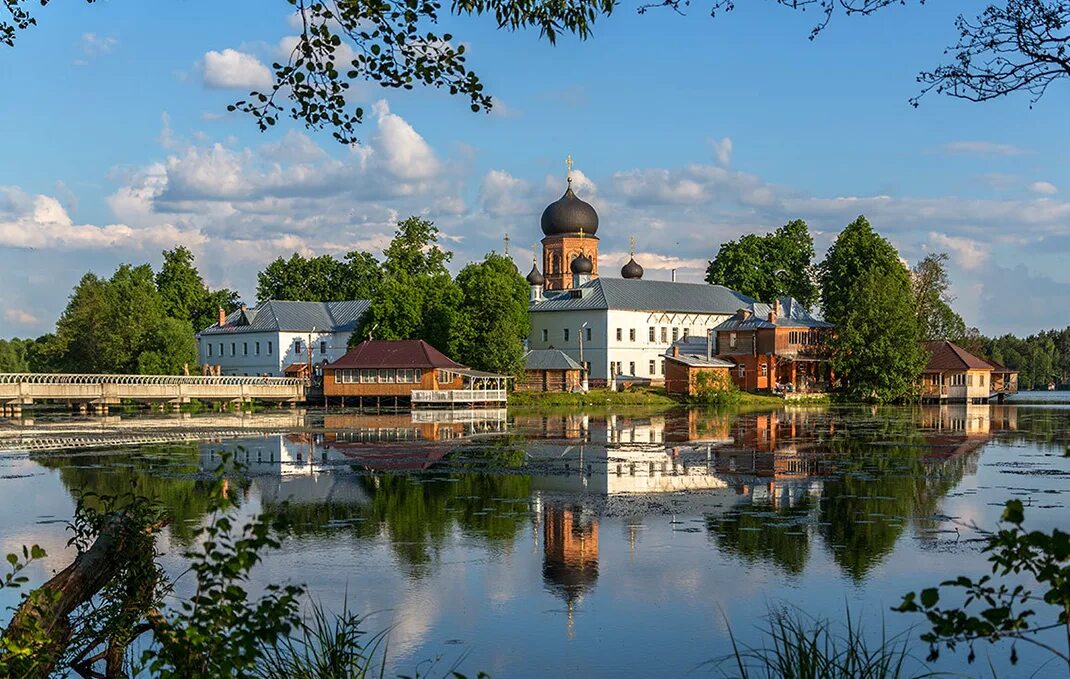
[0,373,306,413]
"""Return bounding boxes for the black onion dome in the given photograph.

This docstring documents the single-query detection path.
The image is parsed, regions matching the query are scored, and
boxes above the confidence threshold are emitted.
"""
[526,262,545,285]
[621,256,644,280]
[570,253,593,275]
[541,186,599,236]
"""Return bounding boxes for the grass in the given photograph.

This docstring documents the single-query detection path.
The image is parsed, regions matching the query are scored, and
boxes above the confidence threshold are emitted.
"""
[716,606,935,679]
[508,387,679,408]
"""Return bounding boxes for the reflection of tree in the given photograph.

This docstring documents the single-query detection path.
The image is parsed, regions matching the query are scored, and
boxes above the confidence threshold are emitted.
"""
[706,501,812,575]
[265,472,531,577]
[35,444,217,543]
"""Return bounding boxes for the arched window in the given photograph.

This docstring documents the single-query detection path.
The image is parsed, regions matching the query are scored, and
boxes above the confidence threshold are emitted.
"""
[552,254,560,273]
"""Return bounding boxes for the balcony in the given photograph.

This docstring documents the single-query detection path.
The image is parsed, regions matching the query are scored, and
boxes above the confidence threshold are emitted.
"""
[411,389,507,407]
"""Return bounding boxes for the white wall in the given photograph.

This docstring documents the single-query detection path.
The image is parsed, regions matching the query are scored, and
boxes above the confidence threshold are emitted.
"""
[198,330,353,376]
[527,309,731,382]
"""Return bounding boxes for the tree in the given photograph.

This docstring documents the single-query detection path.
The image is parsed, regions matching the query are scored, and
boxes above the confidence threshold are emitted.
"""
[156,247,241,332]
[829,268,928,402]
[6,0,1060,146]
[454,252,530,376]
[705,219,819,308]
[0,338,30,372]
[255,251,381,303]
[911,252,967,341]
[820,217,926,401]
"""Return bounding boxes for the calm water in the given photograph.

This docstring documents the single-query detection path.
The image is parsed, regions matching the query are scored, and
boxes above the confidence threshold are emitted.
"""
[1,405,1068,677]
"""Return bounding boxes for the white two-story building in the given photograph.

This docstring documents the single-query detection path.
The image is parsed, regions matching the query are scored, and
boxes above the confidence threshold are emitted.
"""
[527,277,757,386]
[197,300,369,376]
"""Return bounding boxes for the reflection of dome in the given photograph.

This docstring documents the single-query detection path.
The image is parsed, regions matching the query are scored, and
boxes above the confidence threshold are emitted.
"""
[621,256,644,279]
[541,185,599,236]
[570,253,593,275]
[526,261,545,285]
[542,505,599,604]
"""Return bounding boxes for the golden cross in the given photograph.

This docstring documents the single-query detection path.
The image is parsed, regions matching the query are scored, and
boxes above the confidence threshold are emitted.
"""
[533,242,539,264]
[566,154,573,184]
[630,235,636,256]
[503,232,510,255]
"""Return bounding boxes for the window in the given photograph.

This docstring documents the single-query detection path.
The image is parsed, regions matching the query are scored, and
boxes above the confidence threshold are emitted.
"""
[437,369,451,383]
[729,333,737,349]
[564,328,570,342]
[649,360,656,375]
[360,369,376,383]
[378,369,395,383]
[231,343,236,357]
[207,344,213,357]
[683,328,690,339]
[398,368,413,383]
[738,364,746,378]
[648,327,655,342]
[542,329,548,342]
[672,327,679,343]
[243,342,248,356]
[294,340,303,354]
[760,363,768,377]
[320,341,327,355]
[980,374,985,387]
[616,328,622,341]
[629,328,636,342]
[267,341,273,355]
[415,368,422,383]
[967,374,973,387]
[219,343,223,357]
[660,327,668,343]
[660,360,665,375]
[255,341,261,355]
[586,327,592,342]
[629,361,635,375]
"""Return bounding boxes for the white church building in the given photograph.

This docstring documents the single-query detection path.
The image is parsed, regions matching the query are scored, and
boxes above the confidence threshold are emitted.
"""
[525,169,757,386]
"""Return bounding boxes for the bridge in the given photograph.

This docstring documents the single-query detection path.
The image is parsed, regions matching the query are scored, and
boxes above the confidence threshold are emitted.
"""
[0,373,306,415]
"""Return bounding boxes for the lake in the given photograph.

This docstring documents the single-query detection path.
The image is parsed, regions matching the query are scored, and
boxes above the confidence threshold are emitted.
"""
[1,404,1068,677]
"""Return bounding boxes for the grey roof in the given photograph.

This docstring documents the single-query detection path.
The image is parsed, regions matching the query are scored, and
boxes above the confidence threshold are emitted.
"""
[199,300,370,335]
[531,278,756,314]
[715,296,833,331]
[664,336,735,367]
[525,349,582,371]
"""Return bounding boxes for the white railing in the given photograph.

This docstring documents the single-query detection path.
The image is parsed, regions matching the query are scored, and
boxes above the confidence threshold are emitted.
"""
[410,389,507,403]
[0,373,302,386]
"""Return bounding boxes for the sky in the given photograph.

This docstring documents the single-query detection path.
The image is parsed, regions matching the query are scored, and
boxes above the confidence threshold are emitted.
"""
[1,0,1068,338]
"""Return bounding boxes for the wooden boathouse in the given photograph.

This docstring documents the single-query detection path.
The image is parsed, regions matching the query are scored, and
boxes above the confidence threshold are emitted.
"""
[323,339,508,408]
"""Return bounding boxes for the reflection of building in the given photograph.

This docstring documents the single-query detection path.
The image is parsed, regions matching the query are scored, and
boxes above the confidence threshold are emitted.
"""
[542,503,599,637]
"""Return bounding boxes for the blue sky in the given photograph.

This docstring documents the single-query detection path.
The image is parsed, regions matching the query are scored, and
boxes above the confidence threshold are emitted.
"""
[1,0,1068,337]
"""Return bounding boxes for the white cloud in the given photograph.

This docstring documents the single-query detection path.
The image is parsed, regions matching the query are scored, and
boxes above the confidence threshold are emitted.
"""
[4,308,39,326]
[479,170,533,217]
[371,100,441,181]
[709,137,733,166]
[927,232,989,271]
[79,32,117,56]
[936,140,1027,156]
[201,49,273,90]
[1029,181,1058,195]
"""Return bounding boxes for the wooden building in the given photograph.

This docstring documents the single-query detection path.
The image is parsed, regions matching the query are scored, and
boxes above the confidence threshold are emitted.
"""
[921,340,1016,403]
[663,342,734,396]
[323,340,507,407]
[695,298,834,393]
[520,349,583,392]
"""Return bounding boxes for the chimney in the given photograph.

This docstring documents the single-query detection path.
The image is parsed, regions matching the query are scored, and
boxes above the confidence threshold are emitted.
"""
[671,268,677,282]
[218,307,226,327]
[739,307,753,320]
[672,344,680,358]
[768,306,777,325]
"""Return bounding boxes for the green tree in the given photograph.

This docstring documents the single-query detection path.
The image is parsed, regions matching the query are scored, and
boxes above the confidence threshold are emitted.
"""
[705,219,819,308]
[911,252,967,341]
[454,252,530,376]
[0,338,30,372]
[255,251,381,303]
[828,268,928,402]
[156,246,241,331]
[819,215,905,324]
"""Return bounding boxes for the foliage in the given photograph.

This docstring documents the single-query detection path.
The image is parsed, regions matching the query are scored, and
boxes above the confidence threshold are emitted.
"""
[896,499,1070,669]
[911,253,967,342]
[718,605,922,679]
[157,246,241,332]
[508,386,678,407]
[256,251,381,303]
[987,329,1069,389]
[821,217,927,402]
[0,338,32,372]
[692,370,742,407]
[705,220,819,308]
[454,252,530,376]
[48,264,199,375]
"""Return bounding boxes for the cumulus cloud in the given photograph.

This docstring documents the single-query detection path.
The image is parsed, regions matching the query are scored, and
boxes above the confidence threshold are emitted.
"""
[709,137,733,166]
[479,170,533,217]
[927,232,989,271]
[1029,181,1058,195]
[4,308,39,326]
[936,140,1027,156]
[371,100,440,181]
[201,49,273,89]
